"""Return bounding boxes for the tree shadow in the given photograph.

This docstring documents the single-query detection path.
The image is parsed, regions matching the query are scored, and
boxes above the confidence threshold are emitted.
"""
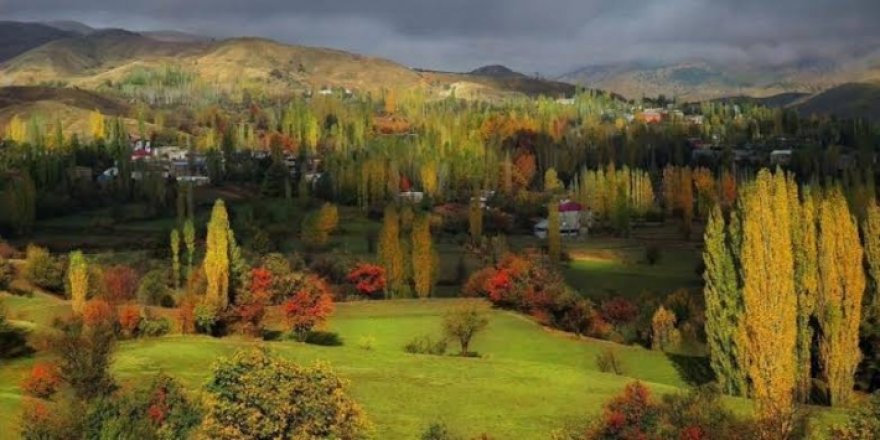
[665,352,715,386]
[0,326,35,360]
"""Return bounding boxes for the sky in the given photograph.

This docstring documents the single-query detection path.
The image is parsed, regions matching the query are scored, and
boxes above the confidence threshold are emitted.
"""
[2,0,880,75]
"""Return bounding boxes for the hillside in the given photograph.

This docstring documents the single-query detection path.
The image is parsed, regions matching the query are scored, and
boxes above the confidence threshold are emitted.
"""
[0,21,74,63]
[0,25,572,101]
[792,82,880,121]
[0,86,141,138]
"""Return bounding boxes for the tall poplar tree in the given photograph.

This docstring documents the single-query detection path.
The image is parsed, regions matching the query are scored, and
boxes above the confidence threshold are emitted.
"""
[183,219,195,281]
[737,170,797,430]
[411,213,436,298]
[703,206,747,396]
[204,199,230,309]
[790,182,818,403]
[68,251,88,315]
[817,187,865,406]
[469,194,483,242]
[171,229,181,290]
[378,205,405,297]
[862,202,880,317]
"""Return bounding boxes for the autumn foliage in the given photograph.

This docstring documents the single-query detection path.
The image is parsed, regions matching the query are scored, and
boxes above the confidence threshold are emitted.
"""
[117,304,142,338]
[102,265,139,303]
[283,276,335,339]
[346,263,386,297]
[83,299,115,328]
[21,362,61,398]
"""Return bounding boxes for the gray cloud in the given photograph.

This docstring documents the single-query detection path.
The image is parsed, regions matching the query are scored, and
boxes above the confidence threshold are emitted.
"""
[1,0,879,74]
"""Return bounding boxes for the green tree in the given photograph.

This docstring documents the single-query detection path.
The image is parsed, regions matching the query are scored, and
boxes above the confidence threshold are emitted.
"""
[469,194,483,242]
[183,219,195,282]
[171,228,181,290]
[547,200,561,262]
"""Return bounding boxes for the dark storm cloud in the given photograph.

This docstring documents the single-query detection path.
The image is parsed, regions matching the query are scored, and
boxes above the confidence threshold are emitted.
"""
[2,0,879,74]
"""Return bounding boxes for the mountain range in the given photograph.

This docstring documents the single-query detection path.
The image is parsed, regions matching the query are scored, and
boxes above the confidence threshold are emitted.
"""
[1,20,880,122]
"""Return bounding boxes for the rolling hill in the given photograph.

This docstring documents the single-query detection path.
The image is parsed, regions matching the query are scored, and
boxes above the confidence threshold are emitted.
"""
[0,23,572,101]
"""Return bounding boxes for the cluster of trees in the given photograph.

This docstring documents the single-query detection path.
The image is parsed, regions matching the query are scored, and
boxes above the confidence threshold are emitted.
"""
[574,164,655,235]
[703,168,878,437]
[377,204,438,298]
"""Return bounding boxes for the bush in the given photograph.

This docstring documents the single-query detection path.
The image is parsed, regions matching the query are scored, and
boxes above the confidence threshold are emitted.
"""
[102,265,139,303]
[194,301,219,335]
[21,362,61,398]
[117,305,142,338]
[404,335,448,355]
[199,348,369,439]
[283,276,335,340]
[357,335,376,351]
[137,269,169,306]
[0,255,13,290]
[595,347,625,375]
[303,330,343,346]
[422,422,462,440]
[23,244,64,292]
[600,297,639,325]
[138,316,171,337]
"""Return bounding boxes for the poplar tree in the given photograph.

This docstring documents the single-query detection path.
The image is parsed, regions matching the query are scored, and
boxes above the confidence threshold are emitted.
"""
[548,199,561,262]
[68,251,88,315]
[737,170,797,429]
[378,205,405,297]
[817,188,865,406]
[204,199,230,309]
[183,218,195,281]
[703,206,747,396]
[790,182,818,403]
[862,202,880,317]
[171,229,181,290]
[411,213,436,298]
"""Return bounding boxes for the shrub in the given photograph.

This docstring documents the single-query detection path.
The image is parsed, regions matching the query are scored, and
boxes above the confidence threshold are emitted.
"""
[51,317,116,400]
[199,348,369,439]
[194,301,219,335]
[23,244,64,292]
[357,335,376,351]
[443,304,489,356]
[595,347,625,375]
[21,362,61,398]
[301,203,339,249]
[303,330,343,346]
[831,392,880,439]
[600,297,639,325]
[102,265,139,303]
[82,299,115,328]
[422,422,462,440]
[404,335,447,355]
[0,255,13,290]
[651,305,681,352]
[137,269,169,306]
[310,251,358,284]
[117,305,142,338]
[346,263,386,297]
[138,316,171,337]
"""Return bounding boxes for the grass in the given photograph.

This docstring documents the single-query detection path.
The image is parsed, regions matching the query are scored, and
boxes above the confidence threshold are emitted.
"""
[0,296,720,439]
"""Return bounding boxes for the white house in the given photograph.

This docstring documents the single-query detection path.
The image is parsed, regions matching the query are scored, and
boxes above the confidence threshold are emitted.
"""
[534,200,584,239]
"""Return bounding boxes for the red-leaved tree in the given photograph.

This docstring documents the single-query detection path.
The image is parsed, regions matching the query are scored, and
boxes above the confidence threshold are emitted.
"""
[283,276,335,340]
[346,263,386,297]
[21,362,61,398]
[102,265,139,303]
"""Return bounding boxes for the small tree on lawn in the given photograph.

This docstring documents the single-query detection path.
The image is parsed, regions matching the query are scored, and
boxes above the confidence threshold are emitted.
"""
[346,263,386,297]
[283,275,335,341]
[68,251,89,315]
[443,303,489,356]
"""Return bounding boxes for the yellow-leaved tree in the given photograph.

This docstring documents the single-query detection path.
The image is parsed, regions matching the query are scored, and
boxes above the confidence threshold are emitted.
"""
[204,199,230,309]
[68,251,89,315]
[411,213,436,298]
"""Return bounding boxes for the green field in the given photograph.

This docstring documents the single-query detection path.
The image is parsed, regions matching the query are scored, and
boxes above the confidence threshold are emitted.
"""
[1,293,751,439]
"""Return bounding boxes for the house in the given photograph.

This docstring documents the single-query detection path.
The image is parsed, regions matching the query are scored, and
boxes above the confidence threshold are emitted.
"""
[640,109,663,124]
[770,149,792,166]
[685,115,705,125]
[533,200,583,239]
[399,191,425,204]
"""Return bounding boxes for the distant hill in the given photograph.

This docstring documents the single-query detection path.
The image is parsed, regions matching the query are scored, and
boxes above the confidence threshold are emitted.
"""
[0,21,74,63]
[469,65,526,78]
[561,54,880,101]
[43,20,95,35]
[0,23,573,100]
